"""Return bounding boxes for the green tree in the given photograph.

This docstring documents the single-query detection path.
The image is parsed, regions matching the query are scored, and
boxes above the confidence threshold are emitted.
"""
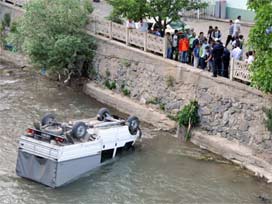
[107,0,207,34]
[247,0,272,92]
[11,0,96,80]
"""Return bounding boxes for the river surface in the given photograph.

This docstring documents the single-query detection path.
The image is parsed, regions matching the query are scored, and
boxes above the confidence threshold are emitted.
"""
[0,62,272,204]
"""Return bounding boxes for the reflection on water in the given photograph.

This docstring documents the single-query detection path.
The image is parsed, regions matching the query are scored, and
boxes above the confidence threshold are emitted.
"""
[0,65,271,204]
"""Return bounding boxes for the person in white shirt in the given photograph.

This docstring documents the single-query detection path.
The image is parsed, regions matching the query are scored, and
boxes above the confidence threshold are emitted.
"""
[231,44,242,60]
[245,51,254,64]
[233,16,241,38]
[172,30,179,60]
[126,19,136,29]
[137,18,148,32]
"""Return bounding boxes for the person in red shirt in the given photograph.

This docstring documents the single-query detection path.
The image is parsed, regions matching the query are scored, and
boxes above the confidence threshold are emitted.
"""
[179,34,189,63]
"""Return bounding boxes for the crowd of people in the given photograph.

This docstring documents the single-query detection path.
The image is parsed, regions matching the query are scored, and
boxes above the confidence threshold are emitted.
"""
[164,16,255,78]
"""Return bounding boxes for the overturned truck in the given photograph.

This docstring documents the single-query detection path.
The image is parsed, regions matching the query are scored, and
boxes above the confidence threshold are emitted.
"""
[16,108,142,188]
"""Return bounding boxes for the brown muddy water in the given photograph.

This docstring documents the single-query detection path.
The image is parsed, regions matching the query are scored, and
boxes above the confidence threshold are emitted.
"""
[0,62,272,204]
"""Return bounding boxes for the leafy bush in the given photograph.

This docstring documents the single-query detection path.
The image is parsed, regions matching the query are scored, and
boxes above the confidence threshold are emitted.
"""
[104,79,116,90]
[122,87,131,96]
[146,97,160,105]
[177,100,199,141]
[106,13,123,24]
[247,1,272,93]
[166,75,175,88]
[2,13,11,28]
[10,0,96,80]
[263,108,272,132]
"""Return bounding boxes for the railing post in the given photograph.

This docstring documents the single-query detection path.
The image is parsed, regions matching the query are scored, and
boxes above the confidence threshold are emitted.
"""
[126,28,129,46]
[144,32,147,52]
[163,35,167,58]
[230,58,234,80]
[109,21,112,40]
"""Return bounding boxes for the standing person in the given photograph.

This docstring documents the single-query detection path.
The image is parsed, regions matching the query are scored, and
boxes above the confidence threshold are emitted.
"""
[231,44,242,60]
[207,26,213,44]
[126,19,136,29]
[137,18,148,32]
[178,34,189,63]
[212,26,222,41]
[238,35,244,49]
[188,32,196,65]
[166,32,172,59]
[222,47,230,78]
[225,20,234,47]
[205,46,213,71]
[193,42,200,68]
[211,39,224,77]
[233,16,241,38]
[199,38,209,69]
[172,30,179,61]
[245,51,254,64]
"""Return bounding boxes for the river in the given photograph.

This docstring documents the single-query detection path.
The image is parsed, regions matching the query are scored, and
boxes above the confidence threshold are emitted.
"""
[0,62,271,204]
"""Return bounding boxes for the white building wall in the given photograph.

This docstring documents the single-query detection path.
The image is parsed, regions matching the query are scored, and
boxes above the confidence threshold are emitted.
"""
[226,0,248,10]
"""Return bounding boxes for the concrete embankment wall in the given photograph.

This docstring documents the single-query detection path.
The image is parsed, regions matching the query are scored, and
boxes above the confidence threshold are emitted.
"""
[85,35,272,182]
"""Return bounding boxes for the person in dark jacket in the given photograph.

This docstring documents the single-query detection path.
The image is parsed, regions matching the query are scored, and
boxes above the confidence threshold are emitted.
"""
[222,47,230,78]
[211,39,224,77]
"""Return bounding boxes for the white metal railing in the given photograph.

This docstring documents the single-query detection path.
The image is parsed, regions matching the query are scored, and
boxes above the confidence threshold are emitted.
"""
[230,58,251,82]
[89,16,166,56]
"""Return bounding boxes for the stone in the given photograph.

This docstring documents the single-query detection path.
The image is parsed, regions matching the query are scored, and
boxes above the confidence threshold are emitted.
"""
[244,110,254,121]
[239,122,249,131]
[165,101,182,111]
[198,107,211,116]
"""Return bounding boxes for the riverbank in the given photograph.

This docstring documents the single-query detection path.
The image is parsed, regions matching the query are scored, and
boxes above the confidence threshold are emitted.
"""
[1,48,272,183]
[88,36,272,183]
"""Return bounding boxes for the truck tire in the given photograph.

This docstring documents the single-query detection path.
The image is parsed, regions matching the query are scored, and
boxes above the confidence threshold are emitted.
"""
[41,113,55,126]
[97,108,111,121]
[71,122,87,138]
[127,116,140,135]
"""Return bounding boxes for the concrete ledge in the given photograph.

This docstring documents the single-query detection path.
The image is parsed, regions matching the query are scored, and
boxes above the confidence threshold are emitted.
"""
[84,82,176,131]
[191,130,272,183]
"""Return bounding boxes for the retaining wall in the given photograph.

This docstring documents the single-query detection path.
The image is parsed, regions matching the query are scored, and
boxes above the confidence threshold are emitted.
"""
[87,35,272,182]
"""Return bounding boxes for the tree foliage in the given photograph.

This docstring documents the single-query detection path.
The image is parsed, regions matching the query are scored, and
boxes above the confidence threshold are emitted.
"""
[247,0,272,92]
[178,100,199,141]
[10,0,96,79]
[107,0,207,33]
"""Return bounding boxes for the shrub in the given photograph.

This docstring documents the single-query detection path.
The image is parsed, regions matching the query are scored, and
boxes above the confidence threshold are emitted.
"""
[146,97,160,105]
[247,1,272,93]
[122,87,131,96]
[166,75,175,88]
[263,108,272,132]
[104,79,116,90]
[177,100,199,141]
[2,13,11,28]
[10,0,96,80]
[105,69,111,77]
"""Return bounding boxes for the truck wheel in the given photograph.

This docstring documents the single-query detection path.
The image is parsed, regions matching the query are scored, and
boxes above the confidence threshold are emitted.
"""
[97,108,111,121]
[41,113,55,126]
[71,122,87,138]
[127,116,140,135]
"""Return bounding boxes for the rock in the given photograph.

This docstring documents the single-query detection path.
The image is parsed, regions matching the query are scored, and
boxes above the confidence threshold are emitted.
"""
[140,97,146,104]
[244,110,254,121]
[222,112,229,126]
[239,122,249,131]
[198,107,211,116]
[165,101,182,111]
